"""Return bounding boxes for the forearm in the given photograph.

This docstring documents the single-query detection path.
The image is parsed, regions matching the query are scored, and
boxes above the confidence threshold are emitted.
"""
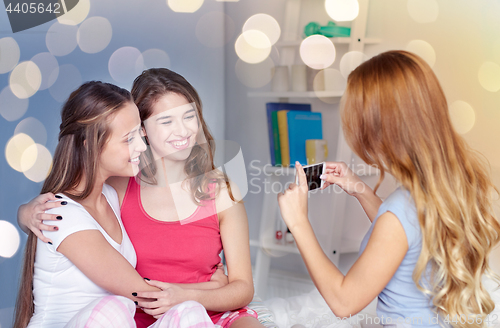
[290,219,348,317]
[354,184,382,223]
[187,280,254,312]
[172,281,220,290]
[17,204,29,234]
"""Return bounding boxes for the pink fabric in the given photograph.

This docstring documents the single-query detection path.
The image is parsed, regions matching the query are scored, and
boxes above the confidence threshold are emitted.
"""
[213,307,258,328]
[121,178,225,327]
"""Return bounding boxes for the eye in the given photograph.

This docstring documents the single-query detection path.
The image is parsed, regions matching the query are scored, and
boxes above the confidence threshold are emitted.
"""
[161,121,172,125]
[184,115,195,120]
[127,137,135,144]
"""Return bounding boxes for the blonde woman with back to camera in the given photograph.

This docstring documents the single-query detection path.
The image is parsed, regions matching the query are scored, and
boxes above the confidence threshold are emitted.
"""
[277,50,500,328]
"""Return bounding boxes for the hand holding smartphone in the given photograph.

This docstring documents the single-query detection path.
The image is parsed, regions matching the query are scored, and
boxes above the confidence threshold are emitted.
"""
[295,162,326,191]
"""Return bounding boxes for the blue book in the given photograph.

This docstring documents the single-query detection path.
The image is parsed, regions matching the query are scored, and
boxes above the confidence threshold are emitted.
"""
[287,111,323,166]
[266,103,311,166]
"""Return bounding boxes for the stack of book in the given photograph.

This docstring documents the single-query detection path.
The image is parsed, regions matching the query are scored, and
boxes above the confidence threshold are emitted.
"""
[266,102,323,167]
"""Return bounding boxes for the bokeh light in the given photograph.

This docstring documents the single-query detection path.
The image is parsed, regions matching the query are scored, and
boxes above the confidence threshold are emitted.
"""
[15,117,47,146]
[325,0,359,22]
[22,144,53,182]
[167,0,204,13]
[5,133,36,172]
[109,47,144,84]
[406,40,436,67]
[9,61,42,99]
[77,17,113,54]
[300,35,336,70]
[407,0,439,24]
[46,22,78,56]
[30,52,59,90]
[49,64,82,103]
[478,61,500,92]
[57,0,91,25]
[235,30,271,64]
[0,221,20,258]
[0,37,20,74]
[339,51,368,78]
[196,11,235,48]
[141,49,170,69]
[243,14,281,46]
[449,100,475,135]
[235,57,274,88]
[0,86,29,122]
[313,69,345,103]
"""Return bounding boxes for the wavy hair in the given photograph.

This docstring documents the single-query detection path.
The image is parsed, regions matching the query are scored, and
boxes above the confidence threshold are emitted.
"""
[341,50,500,327]
[131,68,234,204]
[14,81,133,328]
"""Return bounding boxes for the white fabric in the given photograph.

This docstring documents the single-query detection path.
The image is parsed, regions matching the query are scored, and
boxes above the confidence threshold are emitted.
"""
[28,184,137,328]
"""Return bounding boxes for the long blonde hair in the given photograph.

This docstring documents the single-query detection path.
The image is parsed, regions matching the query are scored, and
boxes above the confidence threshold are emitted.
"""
[342,50,500,327]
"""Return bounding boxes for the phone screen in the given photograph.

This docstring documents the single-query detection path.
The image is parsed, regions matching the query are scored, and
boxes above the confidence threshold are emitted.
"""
[300,163,324,191]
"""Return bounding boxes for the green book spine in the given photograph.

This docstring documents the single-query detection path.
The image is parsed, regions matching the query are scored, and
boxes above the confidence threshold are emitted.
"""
[271,111,282,166]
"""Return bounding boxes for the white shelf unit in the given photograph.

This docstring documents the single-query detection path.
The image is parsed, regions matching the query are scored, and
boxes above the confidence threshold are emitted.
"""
[250,0,378,299]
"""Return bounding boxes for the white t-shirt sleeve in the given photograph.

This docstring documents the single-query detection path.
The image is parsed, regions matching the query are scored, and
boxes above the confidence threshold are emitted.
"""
[42,198,99,250]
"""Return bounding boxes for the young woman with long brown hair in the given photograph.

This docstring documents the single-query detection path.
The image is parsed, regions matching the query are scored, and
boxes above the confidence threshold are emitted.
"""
[19,69,263,328]
[277,50,500,327]
[14,81,217,328]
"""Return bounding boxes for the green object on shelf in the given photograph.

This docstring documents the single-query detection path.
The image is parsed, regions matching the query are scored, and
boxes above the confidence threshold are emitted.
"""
[304,21,350,38]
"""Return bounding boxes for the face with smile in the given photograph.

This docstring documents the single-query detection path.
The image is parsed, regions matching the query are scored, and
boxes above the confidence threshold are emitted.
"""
[99,102,147,178]
[143,93,200,162]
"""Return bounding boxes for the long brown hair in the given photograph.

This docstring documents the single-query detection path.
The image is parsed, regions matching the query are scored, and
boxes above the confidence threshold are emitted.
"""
[14,81,133,328]
[131,68,235,204]
[342,50,500,327]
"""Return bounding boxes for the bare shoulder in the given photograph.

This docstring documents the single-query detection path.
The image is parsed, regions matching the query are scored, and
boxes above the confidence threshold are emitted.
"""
[106,176,130,205]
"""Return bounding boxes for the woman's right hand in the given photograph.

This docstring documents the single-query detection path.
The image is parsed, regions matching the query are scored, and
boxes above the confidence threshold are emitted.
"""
[320,161,366,196]
[17,193,65,243]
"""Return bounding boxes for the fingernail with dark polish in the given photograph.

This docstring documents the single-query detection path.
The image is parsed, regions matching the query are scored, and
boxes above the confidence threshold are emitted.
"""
[144,278,150,281]
[48,242,53,245]
[132,292,137,296]
[55,195,62,199]
[53,226,58,230]
[134,301,138,305]
[61,201,67,205]
[56,216,63,220]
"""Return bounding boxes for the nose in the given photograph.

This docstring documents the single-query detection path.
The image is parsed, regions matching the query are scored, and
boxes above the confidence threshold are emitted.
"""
[135,135,147,153]
[173,119,189,138]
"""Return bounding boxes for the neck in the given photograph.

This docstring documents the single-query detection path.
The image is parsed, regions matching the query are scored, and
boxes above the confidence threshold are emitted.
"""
[67,173,107,208]
[154,157,187,186]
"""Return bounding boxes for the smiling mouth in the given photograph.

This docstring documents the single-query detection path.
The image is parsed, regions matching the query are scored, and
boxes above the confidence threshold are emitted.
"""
[168,137,191,149]
[129,156,140,164]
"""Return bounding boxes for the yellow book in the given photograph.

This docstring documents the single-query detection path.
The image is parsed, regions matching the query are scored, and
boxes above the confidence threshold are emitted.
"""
[277,110,290,167]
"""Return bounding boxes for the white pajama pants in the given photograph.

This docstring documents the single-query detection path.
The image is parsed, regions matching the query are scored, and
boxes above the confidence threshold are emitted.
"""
[64,296,214,328]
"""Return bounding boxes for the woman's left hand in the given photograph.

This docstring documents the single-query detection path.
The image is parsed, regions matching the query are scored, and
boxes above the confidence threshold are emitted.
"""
[277,162,309,231]
[135,280,189,319]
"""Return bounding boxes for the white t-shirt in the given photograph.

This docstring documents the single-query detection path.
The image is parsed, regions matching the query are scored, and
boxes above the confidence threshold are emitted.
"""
[28,184,137,328]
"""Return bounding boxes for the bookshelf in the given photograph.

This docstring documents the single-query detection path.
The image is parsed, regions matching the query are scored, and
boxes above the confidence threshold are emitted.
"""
[250,0,379,299]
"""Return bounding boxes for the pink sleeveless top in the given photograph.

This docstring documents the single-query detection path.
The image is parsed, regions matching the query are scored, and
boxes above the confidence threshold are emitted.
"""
[120,177,224,327]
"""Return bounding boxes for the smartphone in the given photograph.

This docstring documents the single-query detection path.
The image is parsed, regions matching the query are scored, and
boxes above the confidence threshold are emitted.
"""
[295,162,326,191]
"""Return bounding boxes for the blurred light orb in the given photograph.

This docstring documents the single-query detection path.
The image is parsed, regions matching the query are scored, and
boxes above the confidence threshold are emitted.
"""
[22,144,53,182]
[9,61,42,99]
[0,37,20,74]
[235,57,274,88]
[449,100,475,135]
[46,22,78,56]
[325,0,359,22]
[5,133,36,172]
[167,0,204,13]
[478,61,500,92]
[141,49,170,69]
[109,47,144,84]
[313,69,345,104]
[49,64,82,103]
[235,30,271,64]
[339,51,368,78]
[196,11,235,48]
[77,17,112,54]
[407,0,439,24]
[405,40,436,67]
[57,0,90,25]
[300,35,336,70]
[0,221,20,258]
[0,86,29,122]
[15,117,47,146]
[30,52,59,90]
[243,14,281,46]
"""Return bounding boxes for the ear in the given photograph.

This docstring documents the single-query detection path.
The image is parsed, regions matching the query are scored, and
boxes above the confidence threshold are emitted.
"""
[83,139,87,148]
